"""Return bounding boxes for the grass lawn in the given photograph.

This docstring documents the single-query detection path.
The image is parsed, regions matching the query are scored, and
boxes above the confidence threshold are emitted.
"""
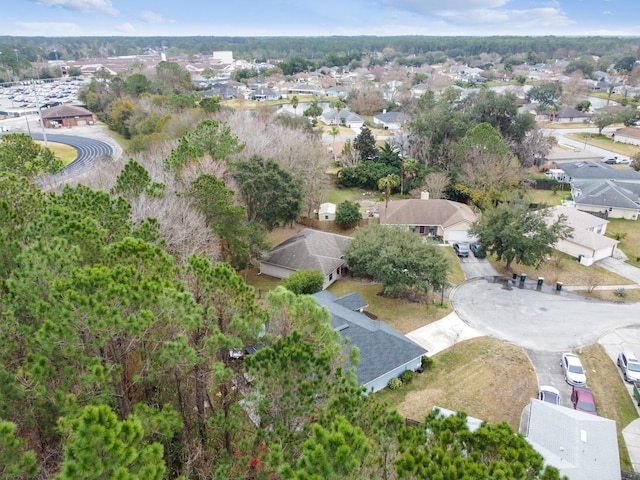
[607,218,640,268]
[579,344,637,470]
[374,337,537,431]
[327,279,452,334]
[567,132,640,158]
[491,251,633,288]
[522,187,569,206]
[37,141,77,165]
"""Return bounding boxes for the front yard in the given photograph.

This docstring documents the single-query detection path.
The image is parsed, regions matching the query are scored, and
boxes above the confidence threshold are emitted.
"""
[374,337,537,431]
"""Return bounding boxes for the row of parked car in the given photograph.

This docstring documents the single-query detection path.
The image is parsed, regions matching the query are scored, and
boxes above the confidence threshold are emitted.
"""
[540,351,640,416]
[452,242,485,258]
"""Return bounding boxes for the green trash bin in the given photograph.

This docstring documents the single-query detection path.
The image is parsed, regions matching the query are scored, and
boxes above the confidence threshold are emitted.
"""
[537,277,544,287]
[556,282,563,292]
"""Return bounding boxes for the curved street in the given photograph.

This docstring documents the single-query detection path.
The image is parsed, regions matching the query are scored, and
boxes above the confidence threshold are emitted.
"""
[30,133,115,176]
[452,277,639,352]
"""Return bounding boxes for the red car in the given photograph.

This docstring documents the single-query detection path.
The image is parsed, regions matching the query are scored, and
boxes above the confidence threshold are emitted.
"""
[571,386,597,415]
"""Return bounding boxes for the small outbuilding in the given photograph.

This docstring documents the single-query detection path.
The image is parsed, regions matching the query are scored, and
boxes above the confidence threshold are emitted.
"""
[41,105,94,128]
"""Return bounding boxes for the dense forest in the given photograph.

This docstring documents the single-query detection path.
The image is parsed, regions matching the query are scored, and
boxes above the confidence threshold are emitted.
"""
[1,34,639,65]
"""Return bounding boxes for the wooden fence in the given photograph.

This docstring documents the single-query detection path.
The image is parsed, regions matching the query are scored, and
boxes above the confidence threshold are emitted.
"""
[297,216,379,231]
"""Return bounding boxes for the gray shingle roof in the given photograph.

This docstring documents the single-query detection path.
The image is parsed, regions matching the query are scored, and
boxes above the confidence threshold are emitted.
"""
[262,229,351,275]
[573,179,640,210]
[379,199,477,227]
[526,399,620,480]
[321,108,364,124]
[561,161,640,182]
[333,292,368,311]
[313,290,427,388]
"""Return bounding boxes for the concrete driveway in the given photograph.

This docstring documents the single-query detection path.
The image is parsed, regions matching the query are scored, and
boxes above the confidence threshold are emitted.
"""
[457,250,499,279]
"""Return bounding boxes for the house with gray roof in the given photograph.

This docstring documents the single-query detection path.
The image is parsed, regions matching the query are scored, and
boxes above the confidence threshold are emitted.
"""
[550,106,589,123]
[320,108,365,130]
[571,179,640,220]
[259,229,351,289]
[524,399,620,480]
[614,126,640,147]
[247,88,280,101]
[548,206,618,265]
[560,160,640,184]
[378,196,479,243]
[333,292,368,312]
[313,290,427,393]
[373,110,406,130]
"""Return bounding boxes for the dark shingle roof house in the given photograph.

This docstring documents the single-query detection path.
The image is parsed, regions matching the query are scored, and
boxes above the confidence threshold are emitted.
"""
[313,290,427,393]
[259,229,352,289]
[561,161,640,183]
[333,292,368,312]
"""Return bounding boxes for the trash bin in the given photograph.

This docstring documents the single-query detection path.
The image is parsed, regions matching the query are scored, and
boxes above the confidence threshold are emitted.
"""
[520,274,527,283]
[512,273,518,280]
[578,254,584,264]
[556,282,563,292]
[537,277,544,287]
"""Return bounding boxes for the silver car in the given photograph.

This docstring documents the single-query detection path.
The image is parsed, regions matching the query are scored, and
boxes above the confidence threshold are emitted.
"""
[538,385,560,405]
[561,353,587,386]
[618,351,640,383]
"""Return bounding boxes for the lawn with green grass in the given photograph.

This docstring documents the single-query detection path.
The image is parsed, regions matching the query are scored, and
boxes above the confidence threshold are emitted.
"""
[567,132,640,158]
[606,218,640,268]
[38,141,77,165]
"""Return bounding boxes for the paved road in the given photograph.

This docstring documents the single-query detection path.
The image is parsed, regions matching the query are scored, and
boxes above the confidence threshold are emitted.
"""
[545,126,631,163]
[453,278,640,351]
[30,133,115,175]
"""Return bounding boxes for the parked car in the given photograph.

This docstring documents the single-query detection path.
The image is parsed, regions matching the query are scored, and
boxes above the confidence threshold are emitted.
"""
[571,385,597,415]
[617,351,640,383]
[602,157,618,165]
[452,243,469,257]
[470,242,486,258]
[538,385,560,405]
[561,353,587,386]
[616,158,631,165]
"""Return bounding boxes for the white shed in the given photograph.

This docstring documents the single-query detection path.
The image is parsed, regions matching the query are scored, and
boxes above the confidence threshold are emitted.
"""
[318,202,336,221]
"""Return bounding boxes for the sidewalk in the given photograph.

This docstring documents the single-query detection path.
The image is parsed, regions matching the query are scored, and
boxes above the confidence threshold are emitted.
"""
[406,311,484,356]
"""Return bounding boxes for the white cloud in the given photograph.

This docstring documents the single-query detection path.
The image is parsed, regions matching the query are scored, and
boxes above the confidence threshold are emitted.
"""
[602,10,612,15]
[15,21,82,35]
[139,10,165,24]
[116,22,136,34]
[36,0,119,16]
[379,0,572,30]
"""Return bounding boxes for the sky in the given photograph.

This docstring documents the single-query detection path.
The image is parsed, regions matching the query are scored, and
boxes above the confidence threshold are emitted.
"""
[2,0,639,37]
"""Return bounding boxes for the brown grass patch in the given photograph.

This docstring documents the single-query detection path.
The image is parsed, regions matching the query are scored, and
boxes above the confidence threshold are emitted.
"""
[491,251,633,287]
[375,337,536,430]
[578,344,637,470]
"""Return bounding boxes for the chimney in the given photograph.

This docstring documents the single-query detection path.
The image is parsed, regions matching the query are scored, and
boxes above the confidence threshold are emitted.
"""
[421,190,430,200]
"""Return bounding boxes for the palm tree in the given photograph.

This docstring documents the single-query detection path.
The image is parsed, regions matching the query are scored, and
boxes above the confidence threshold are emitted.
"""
[401,158,420,194]
[378,174,401,212]
[291,95,299,115]
[329,125,340,161]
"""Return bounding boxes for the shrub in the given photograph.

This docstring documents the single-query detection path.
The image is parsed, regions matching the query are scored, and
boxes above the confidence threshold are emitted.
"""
[616,288,627,298]
[609,231,627,241]
[421,355,435,371]
[388,378,402,390]
[400,370,415,384]
[282,269,324,295]
[334,200,362,228]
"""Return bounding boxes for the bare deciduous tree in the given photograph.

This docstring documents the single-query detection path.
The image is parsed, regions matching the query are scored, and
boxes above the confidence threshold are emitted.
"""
[421,172,449,199]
